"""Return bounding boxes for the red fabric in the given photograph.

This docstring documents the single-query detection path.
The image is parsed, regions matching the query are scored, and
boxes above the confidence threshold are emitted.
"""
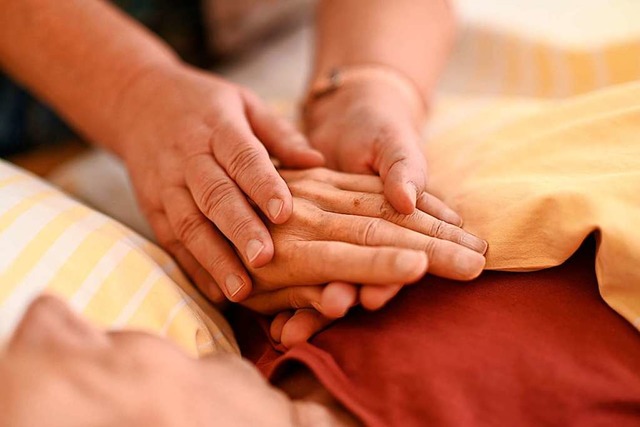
[231,241,640,426]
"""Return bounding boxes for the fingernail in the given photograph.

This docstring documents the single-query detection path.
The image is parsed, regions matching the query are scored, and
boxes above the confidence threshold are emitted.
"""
[395,251,425,276]
[245,239,264,264]
[443,208,463,226]
[404,182,417,209]
[462,234,488,254]
[311,301,323,313]
[455,252,486,278]
[267,198,284,221]
[224,274,245,298]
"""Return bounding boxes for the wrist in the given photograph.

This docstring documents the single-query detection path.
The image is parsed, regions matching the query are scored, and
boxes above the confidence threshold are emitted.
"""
[104,59,184,159]
[303,65,428,128]
[303,76,425,134]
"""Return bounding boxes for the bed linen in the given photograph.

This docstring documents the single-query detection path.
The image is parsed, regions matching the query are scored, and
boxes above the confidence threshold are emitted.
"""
[0,160,237,356]
[234,241,640,426]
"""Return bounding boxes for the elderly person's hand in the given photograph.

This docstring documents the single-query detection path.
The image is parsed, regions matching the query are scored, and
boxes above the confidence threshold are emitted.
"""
[0,295,351,427]
[304,79,452,221]
[236,169,487,347]
[113,64,325,305]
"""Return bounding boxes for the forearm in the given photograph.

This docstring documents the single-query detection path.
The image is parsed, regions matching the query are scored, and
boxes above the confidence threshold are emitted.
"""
[313,0,456,102]
[0,0,180,155]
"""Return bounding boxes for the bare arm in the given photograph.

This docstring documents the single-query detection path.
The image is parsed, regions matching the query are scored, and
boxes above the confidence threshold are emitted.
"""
[313,0,455,102]
[0,0,325,304]
[0,0,176,156]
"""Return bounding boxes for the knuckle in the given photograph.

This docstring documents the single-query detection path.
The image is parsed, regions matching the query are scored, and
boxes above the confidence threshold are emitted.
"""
[247,173,280,201]
[203,252,232,279]
[378,198,405,223]
[197,177,237,219]
[174,211,205,244]
[226,144,264,181]
[429,219,447,239]
[22,296,57,327]
[422,238,438,259]
[360,219,380,246]
[228,215,257,242]
[373,123,403,149]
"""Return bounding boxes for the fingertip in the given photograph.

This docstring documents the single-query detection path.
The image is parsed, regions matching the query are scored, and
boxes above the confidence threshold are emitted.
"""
[205,280,226,305]
[395,250,429,283]
[223,273,252,302]
[360,285,403,311]
[320,282,357,318]
[270,311,294,343]
[455,250,487,281]
[405,182,418,210]
[280,321,313,349]
[384,181,417,215]
[266,193,294,224]
[245,237,275,268]
[302,149,326,167]
[443,208,464,227]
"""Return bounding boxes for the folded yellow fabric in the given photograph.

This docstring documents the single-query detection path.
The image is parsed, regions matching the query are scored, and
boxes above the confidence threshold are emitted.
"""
[425,81,640,331]
[0,161,238,356]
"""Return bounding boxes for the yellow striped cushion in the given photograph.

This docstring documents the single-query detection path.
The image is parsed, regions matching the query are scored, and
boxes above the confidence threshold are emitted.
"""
[0,160,237,357]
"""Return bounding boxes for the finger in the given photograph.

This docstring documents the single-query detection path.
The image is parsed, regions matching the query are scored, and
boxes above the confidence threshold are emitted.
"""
[270,311,294,343]
[320,282,358,318]
[306,186,487,254]
[242,285,325,315]
[375,133,428,215]
[242,90,325,168]
[324,213,485,280]
[148,211,226,304]
[285,241,428,285]
[162,186,252,302]
[185,154,274,268]
[360,285,403,311]
[280,309,334,349]
[211,112,293,224]
[280,169,463,225]
[11,294,105,350]
[417,192,463,226]
[293,169,385,194]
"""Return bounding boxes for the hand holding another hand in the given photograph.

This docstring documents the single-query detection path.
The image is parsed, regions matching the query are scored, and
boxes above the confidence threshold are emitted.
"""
[304,78,455,221]
[238,169,487,347]
[114,64,324,304]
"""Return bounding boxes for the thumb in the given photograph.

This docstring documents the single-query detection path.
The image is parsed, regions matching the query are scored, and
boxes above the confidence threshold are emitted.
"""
[242,90,325,168]
[378,139,428,215]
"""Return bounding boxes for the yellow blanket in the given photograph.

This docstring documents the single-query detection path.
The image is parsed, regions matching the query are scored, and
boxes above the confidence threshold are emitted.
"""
[426,82,640,331]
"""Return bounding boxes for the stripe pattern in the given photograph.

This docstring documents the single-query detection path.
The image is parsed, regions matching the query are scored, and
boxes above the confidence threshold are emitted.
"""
[0,162,238,356]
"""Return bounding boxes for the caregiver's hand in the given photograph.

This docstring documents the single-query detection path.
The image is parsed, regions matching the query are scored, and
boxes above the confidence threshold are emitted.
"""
[305,80,453,219]
[0,295,336,427]
[114,64,324,304]
[240,168,487,320]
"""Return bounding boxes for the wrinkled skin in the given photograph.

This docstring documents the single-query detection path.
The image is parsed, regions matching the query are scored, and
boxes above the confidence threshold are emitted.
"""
[305,80,449,220]
[118,65,325,304]
[238,169,487,347]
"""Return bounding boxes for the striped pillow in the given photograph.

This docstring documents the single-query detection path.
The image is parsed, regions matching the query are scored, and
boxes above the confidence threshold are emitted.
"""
[0,160,237,357]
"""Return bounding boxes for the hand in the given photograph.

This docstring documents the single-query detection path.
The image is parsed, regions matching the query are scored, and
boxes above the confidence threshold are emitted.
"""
[238,169,487,346]
[113,64,324,304]
[0,295,339,427]
[304,80,449,219]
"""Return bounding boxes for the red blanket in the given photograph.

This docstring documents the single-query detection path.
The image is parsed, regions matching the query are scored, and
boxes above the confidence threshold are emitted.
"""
[231,240,640,426]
